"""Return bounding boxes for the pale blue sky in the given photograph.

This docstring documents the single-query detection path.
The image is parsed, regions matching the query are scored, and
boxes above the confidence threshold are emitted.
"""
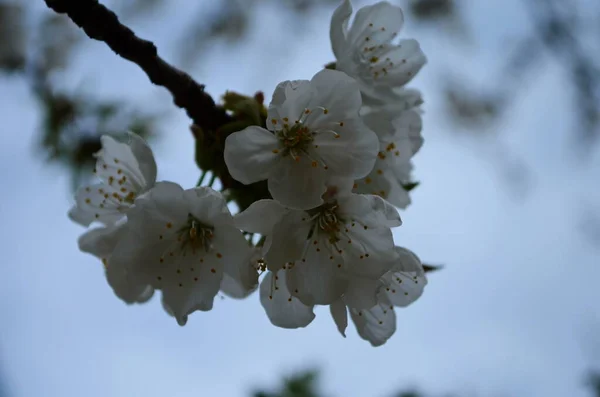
[1,1,599,396]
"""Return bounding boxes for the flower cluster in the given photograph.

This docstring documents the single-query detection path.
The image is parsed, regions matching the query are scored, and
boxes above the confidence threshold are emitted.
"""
[69,0,427,346]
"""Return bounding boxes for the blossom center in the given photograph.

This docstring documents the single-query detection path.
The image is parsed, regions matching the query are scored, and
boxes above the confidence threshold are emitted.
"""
[276,123,314,160]
[309,201,343,245]
[176,214,214,254]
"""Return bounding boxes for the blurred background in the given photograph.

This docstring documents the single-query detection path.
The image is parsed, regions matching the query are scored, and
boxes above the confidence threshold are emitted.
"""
[0,0,599,396]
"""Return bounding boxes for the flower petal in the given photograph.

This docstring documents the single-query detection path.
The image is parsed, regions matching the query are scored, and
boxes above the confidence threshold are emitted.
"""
[212,223,254,292]
[268,80,313,123]
[127,131,157,188]
[264,210,311,269]
[260,270,316,329]
[234,199,288,235]
[78,222,126,259]
[381,246,427,307]
[159,253,224,326]
[342,224,397,279]
[96,135,147,192]
[330,0,352,59]
[380,39,427,86]
[184,186,232,226]
[312,118,378,179]
[330,298,348,337]
[343,276,381,309]
[268,157,327,210]
[87,224,155,304]
[349,296,396,347]
[346,1,404,47]
[224,126,280,185]
[307,69,362,125]
[339,193,402,228]
[286,239,349,306]
[73,183,129,226]
[219,248,261,299]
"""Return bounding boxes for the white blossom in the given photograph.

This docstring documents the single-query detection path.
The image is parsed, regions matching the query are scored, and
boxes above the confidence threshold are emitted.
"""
[224,69,379,210]
[330,0,426,104]
[108,182,251,326]
[78,222,154,304]
[235,179,401,307]
[260,269,316,329]
[379,246,427,306]
[329,246,426,346]
[68,132,157,227]
[354,103,423,208]
[219,247,260,299]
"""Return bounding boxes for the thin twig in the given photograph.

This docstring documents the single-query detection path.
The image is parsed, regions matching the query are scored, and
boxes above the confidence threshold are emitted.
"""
[44,0,231,132]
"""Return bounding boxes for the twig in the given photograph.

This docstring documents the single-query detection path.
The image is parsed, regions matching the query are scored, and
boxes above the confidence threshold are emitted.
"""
[44,0,231,132]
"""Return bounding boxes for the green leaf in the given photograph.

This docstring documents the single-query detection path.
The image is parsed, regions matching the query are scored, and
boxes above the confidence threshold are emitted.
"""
[402,181,420,192]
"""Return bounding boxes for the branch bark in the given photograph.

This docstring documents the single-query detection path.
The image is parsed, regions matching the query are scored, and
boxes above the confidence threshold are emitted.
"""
[44,0,231,132]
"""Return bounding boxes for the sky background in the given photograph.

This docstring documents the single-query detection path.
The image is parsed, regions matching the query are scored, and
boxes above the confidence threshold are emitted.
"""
[1,0,599,396]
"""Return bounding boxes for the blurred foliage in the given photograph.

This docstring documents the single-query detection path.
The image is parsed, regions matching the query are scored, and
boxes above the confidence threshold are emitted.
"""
[0,1,156,188]
[255,368,600,397]
[253,370,322,397]
[5,0,597,188]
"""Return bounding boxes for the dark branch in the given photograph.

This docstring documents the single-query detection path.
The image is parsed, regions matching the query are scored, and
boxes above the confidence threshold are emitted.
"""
[44,0,231,132]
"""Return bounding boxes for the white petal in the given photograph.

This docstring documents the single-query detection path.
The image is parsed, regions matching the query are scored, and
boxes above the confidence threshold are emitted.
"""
[339,193,401,228]
[260,270,315,329]
[184,186,232,226]
[268,157,327,210]
[126,131,157,188]
[343,276,380,310]
[312,118,378,179]
[330,0,352,59]
[159,253,224,326]
[394,246,424,274]
[68,203,95,227]
[96,135,148,192]
[106,259,155,304]
[349,297,396,347]
[212,223,254,292]
[264,210,311,268]
[72,183,129,226]
[391,110,423,155]
[95,225,155,304]
[234,199,288,235]
[381,246,427,307]
[269,80,313,122]
[220,247,261,299]
[307,69,362,126]
[330,298,348,337]
[224,126,280,185]
[285,237,349,306]
[342,224,397,279]
[132,180,187,216]
[380,39,427,86]
[78,222,126,259]
[346,1,404,47]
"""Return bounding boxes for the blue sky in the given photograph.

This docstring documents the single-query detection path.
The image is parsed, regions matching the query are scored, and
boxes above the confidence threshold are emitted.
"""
[1,1,599,396]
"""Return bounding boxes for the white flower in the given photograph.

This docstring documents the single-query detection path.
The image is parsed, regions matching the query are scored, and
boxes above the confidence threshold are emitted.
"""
[330,246,426,346]
[68,132,157,227]
[235,179,401,307]
[108,182,251,326]
[219,247,260,299]
[260,269,316,329]
[379,246,427,306]
[224,69,379,210]
[331,295,397,347]
[78,223,154,304]
[354,105,423,208]
[330,0,427,104]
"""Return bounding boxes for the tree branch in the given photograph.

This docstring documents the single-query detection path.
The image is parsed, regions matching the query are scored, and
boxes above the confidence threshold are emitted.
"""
[44,0,231,132]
